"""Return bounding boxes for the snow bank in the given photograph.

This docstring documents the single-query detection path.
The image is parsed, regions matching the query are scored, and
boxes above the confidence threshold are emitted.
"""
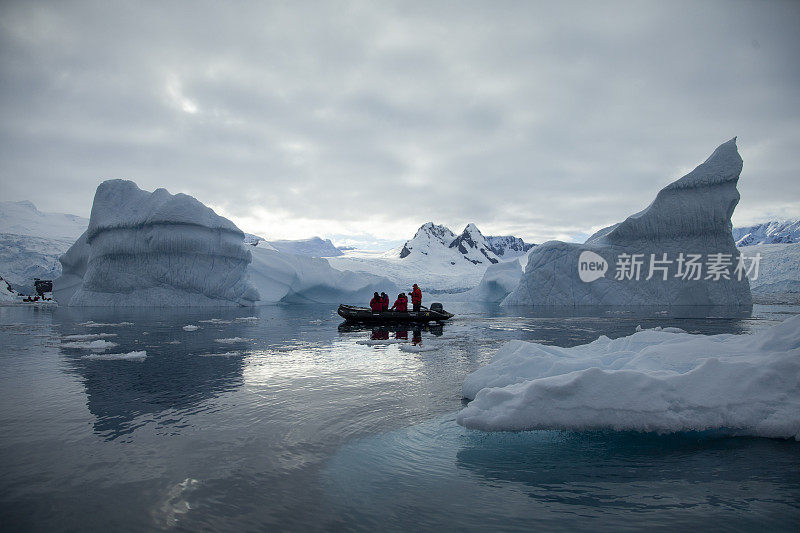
[54,180,259,307]
[458,314,800,439]
[503,139,752,306]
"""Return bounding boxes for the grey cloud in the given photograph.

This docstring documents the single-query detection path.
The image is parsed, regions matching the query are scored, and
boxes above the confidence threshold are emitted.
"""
[1,0,798,246]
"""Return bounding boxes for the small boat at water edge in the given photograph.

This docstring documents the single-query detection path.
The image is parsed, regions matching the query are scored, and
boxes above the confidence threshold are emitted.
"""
[337,303,454,324]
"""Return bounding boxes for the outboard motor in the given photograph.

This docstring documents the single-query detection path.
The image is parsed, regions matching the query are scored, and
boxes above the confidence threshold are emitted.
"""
[430,302,444,313]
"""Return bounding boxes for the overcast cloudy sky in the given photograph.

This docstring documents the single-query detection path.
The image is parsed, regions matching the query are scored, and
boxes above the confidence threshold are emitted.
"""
[1,1,798,249]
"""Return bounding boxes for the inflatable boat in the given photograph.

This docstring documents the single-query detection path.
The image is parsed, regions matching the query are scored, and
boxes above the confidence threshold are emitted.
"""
[337,303,454,324]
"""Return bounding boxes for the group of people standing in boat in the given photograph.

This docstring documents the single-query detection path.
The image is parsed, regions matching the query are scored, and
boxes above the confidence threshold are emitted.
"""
[370,283,422,313]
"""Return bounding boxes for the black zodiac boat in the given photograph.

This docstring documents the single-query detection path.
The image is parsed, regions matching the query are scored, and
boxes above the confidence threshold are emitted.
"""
[337,302,454,324]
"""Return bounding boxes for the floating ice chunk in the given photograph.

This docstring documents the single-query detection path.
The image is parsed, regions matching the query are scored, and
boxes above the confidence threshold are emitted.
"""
[61,339,118,350]
[81,350,146,361]
[458,315,800,439]
[197,351,244,357]
[399,344,439,352]
[635,325,686,333]
[61,333,117,341]
[79,321,134,327]
[214,337,250,344]
[182,325,199,331]
[198,318,232,324]
[356,339,409,345]
[167,340,181,345]
[234,316,259,322]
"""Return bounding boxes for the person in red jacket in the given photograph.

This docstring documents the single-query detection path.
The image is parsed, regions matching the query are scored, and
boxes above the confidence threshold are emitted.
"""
[370,292,382,312]
[391,293,408,312]
[410,284,422,312]
[380,292,390,311]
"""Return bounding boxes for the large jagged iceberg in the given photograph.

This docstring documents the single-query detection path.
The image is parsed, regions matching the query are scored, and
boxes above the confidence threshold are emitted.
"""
[504,139,752,306]
[55,180,259,306]
[458,314,800,439]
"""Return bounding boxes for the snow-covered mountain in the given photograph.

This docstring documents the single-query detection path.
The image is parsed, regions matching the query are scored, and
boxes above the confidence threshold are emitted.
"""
[330,222,534,292]
[733,219,800,246]
[449,224,499,265]
[485,235,536,258]
[398,222,457,259]
[397,222,532,266]
[267,237,343,257]
[0,201,89,293]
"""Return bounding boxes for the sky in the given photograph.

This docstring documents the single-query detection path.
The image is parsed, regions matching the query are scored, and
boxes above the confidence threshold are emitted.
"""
[1,1,798,250]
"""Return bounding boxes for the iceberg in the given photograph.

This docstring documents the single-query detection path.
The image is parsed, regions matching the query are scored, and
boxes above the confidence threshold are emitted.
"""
[54,180,259,306]
[458,314,800,440]
[248,246,398,303]
[503,139,752,306]
[459,260,523,303]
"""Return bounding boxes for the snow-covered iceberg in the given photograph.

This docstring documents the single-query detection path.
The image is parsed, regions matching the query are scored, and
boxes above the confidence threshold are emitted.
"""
[504,139,752,306]
[55,180,259,306]
[458,314,800,439]
[459,260,523,303]
[248,246,397,303]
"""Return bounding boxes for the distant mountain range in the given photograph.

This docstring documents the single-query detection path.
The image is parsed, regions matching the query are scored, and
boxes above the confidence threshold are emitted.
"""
[733,219,799,246]
[398,222,535,265]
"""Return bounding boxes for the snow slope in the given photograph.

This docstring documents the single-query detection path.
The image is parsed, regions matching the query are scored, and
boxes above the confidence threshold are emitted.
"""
[740,243,800,304]
[734,219,800,246]
[0,201,88,293]
[0,200,87,240]
[458,314,800,439]
[55,180,259,306]
[504,138,752,306]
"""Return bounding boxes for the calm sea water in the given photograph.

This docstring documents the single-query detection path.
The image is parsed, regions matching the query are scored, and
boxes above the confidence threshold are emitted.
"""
[0,303,798,531]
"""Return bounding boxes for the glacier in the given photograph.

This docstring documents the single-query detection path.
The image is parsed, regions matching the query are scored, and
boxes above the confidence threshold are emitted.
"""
[740,243,800,304]
[0,200,88,294]
[55,180,259,306]
[458,314,800,440]
[503,138,752,306]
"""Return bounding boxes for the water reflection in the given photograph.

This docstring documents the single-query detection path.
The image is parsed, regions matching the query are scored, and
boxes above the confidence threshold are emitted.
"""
[57,307,254,440]
[323,415,800,531]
